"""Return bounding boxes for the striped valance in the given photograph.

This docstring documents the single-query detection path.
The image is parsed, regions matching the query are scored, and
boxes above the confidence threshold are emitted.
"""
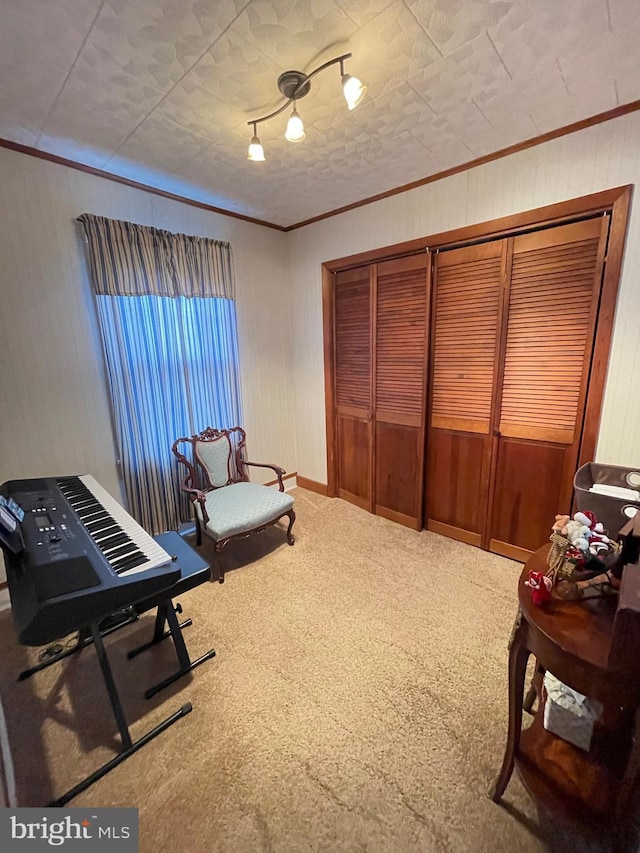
[78,213,235,299]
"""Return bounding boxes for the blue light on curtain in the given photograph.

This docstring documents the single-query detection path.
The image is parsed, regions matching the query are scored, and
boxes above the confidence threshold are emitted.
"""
[95,294,242,534]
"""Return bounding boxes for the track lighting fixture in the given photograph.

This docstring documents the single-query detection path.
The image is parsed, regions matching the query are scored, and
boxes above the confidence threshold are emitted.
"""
[246,52,366,162]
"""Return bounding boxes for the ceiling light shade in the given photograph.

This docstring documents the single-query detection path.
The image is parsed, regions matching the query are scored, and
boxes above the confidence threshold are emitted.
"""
[247,134,265,161]
[342,73,367,110]
[285,106,305,142]
[246,52,365,162]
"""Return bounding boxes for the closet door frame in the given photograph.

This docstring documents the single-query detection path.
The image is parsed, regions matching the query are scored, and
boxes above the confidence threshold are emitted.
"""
[323,185,631,500]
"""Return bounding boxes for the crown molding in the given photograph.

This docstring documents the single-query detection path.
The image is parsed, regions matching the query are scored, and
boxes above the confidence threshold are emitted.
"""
[283,99,640,231]
[0,139,286,231]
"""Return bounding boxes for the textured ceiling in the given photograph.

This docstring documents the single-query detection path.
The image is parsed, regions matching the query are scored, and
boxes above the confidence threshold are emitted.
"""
[1,0,638,227]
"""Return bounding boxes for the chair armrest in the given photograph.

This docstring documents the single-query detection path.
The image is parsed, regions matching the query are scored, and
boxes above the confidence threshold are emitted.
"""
[181,486,210,524]
[243,461,287,491]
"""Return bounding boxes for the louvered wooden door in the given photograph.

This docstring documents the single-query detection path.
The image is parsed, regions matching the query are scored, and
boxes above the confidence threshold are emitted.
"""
[334,266,373,510]
[374,255,429,528]
[489,217,609,559]
[425,242,506,544]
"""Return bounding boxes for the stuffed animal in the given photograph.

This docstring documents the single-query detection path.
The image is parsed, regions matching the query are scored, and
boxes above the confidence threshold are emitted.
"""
[574,510,611,554]
[554,511,611,555]
[525,570,553,605]
[552,514,570,535]
[566,517,591,551]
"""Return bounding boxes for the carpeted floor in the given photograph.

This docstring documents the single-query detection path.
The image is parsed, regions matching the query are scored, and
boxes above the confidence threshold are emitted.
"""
[0,488,624,851]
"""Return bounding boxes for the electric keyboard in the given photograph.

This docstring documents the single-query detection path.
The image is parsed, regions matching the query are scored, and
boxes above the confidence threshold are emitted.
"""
[0,475,182,646]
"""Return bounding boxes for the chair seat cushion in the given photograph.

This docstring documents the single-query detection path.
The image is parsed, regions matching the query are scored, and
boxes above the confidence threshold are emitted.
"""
[196,482,294,541]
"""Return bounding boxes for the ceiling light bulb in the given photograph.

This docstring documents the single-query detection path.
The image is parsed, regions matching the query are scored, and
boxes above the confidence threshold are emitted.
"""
[342,73,367,110]
[247,135,265,161]
[285,106,305,142]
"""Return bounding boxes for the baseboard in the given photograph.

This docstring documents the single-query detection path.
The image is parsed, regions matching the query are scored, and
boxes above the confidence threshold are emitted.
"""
[426,520,482,548]
[375,505,421,530]
[265,471,298,490]
[337,489,369,510]
[489,539,531,563]
[297,477,328,496]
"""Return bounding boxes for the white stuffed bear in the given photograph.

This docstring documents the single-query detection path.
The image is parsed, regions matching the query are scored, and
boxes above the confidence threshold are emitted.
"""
[568,510,611,555]
[565,517,590,551]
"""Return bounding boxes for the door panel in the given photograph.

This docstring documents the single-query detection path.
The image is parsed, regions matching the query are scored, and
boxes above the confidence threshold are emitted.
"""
[426,429,490,545]
[489,438,566,557]
[489,216,609,557]
[337,415,371,510]
[334,266,372,509]
[431,242,504,435]
[375,422,423,526]
[374,254,429,528]
[426,241,505,540]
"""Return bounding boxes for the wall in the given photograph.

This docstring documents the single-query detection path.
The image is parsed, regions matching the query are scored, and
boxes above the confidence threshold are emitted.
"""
[288,110,640,485]
[0,147,294,507]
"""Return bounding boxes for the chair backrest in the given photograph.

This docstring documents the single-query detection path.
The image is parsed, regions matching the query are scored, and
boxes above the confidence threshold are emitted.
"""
[172,426,248,493]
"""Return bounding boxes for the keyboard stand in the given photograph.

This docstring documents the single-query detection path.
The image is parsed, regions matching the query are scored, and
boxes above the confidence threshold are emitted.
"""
[46,532,212,805]
[127,600,216,699]
[49,621,192,807]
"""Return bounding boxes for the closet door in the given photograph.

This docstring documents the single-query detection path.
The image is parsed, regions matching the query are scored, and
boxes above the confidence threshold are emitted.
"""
[489,217,609,559]
[374,254,429,528]
[334,266,373,510]
[426,242,506,544]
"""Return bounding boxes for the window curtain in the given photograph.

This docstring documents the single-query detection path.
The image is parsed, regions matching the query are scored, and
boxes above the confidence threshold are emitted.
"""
[78,214,242,534]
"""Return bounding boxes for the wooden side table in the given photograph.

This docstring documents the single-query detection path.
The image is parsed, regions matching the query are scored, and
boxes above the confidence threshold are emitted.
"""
[490,544,640,845]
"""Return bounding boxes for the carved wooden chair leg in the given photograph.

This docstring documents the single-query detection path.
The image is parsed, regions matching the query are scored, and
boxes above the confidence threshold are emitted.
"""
[194,515,202,547]
[489,612,530,802]
[286,510,296,545]
[214,543,226,584]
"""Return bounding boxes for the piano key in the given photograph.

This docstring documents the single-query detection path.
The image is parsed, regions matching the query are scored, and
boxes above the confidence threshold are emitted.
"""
[85,521,120,536]
[107,542,143,560]
[73,475,173,574]
[113,555,149,574]
[94,532,130,550]
[102,541,134,558]
[76,506,110,517]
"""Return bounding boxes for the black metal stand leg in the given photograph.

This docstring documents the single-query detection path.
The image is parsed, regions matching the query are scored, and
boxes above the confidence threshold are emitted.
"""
[143,602,216,700]
[91,622,132,750]
[48,621,192,807]
[49,704,192,807]
[126,603,192,660]
[18,628,93,681]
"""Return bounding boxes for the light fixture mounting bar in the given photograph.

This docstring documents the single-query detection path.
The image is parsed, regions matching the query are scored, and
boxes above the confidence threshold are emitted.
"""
[247,52,353,129]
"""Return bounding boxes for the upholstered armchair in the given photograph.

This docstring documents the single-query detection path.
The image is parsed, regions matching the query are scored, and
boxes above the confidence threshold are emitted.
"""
[171,426,295,582]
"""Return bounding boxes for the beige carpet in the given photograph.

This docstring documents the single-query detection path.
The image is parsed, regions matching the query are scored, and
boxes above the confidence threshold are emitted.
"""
[0,488,619,851]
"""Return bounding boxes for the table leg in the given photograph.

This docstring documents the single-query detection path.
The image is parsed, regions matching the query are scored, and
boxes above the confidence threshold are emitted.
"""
[523,663,545,714]
[489,611,530,802]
